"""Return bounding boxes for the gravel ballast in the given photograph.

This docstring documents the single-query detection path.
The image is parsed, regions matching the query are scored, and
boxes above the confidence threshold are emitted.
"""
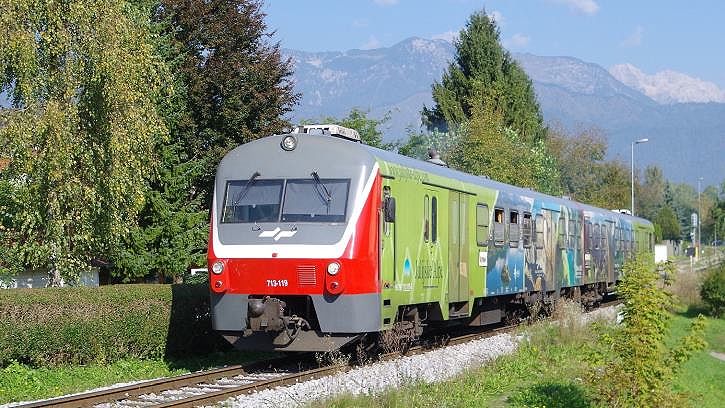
[221,332,519,407]
[221,304,621,407]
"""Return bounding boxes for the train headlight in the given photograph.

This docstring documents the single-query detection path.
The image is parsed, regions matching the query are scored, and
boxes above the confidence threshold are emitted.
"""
[211,261,225,275]
[327,262,340,276]
[281,135,298,151]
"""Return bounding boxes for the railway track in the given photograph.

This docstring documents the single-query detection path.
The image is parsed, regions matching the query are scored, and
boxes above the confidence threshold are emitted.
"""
[15,324,517,408]
[15,300,621,408]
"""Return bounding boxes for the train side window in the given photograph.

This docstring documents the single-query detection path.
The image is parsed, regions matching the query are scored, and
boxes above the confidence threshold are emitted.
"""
[424,195,430,242]
[634,231,639,253]
[585,220,592,252]
[594,224,600,250]
[476,204,490,246]
[601,224,608,250]
[431,197,438,243]
[522,212,532,247]
[493,208,505,246]
[509,210,520,247]
[557,216,566,247]
[535,214,544,249]
[627,229,634,256]
[568,219,575,248]
[615,227,620,252]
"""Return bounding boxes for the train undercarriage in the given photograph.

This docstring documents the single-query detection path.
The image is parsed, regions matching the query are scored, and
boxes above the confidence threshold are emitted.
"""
[221,282,615,352]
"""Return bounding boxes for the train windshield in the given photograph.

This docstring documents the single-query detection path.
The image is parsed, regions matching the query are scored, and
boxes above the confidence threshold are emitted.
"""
[222,179,283,223]
[221,178,350,223]
[282,178,349,222]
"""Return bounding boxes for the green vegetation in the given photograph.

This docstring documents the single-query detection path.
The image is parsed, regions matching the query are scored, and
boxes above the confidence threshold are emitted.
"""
[700,264,725,317]
[0,0,168,284]
[313,108,397,150]
[0,0,299,283]
[671,310,725,408]
[424,11,544,143]
[0,351,267,404]
[587,255,706,407]
[0,284,228,368]
[419,9,559,195]
[317,257,720,408]
[546,127,630,211]
[116,0,299,283]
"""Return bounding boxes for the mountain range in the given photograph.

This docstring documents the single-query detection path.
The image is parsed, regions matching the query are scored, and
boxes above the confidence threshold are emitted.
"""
[284,37,725,187]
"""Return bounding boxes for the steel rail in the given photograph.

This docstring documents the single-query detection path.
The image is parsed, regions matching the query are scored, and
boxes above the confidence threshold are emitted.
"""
[14,301,619,408]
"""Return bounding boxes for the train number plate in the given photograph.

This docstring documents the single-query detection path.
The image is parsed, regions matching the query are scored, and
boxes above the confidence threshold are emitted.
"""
[266,279,289,287]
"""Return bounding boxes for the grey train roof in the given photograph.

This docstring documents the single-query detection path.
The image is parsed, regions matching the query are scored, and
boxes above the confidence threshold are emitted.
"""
[360,137,651,226]
[228,132,651,227]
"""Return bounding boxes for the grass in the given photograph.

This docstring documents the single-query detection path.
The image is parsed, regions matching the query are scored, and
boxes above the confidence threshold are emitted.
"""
[314,344,594,408]
[671,308,725,408]
[314,301,601,408]
[316,296,724,408]
[0,350,271,404]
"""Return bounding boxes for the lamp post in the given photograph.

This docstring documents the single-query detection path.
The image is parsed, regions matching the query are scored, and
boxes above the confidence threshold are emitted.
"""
[698,177,703,259]
[631,138,649,215]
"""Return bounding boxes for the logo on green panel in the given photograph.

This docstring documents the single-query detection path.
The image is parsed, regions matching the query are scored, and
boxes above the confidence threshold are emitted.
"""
[403,257,412,278]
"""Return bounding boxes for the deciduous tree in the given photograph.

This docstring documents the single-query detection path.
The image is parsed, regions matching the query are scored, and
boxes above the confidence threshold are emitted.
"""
[114,0,300,282]
[317,108,395,150]
[0,0,167,284]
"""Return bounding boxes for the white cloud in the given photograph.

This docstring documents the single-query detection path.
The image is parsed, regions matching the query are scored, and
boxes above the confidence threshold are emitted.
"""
[360,35,381,50]
[373,0,399,6]
[621,25,644,47]
[431,30,459,43]
[505,33,530,48]
[551,0,599,15]
[489,10,505,25]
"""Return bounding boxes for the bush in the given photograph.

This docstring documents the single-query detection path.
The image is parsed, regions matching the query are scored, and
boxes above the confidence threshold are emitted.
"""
[587,253,706,407]
[700,265,725,317]
[0,284,229,368]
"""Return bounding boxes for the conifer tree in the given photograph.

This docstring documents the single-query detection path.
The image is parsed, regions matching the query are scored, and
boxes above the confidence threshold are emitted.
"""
[425,10,544,144]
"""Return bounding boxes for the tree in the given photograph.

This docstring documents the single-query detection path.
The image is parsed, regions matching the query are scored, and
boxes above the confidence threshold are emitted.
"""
[113,0,300,282]
[0,0,167,284]
[317,108,396,150]
[422,10,558,194]
[655,206,681,241]
[546,126,631,208]
[546,126,609,203]
[435,85,560,194]
[398,128,461,162]
[158,0,299,206]
[636,165,666,220]
[425,10,544,144]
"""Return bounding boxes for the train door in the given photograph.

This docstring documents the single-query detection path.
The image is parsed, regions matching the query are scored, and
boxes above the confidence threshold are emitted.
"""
[448,192,469,313]
[380,183,396,294]
[540,209,558,293]
[605,220,615,283]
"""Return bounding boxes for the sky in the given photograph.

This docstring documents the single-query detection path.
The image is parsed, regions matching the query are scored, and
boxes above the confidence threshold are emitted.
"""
[264,0,725,88]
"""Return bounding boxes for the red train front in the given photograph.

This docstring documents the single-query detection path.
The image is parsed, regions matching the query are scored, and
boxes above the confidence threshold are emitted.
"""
[208,126,383,351]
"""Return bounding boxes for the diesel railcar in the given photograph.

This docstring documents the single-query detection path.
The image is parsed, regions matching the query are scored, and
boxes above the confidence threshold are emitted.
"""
[207,125,654,351]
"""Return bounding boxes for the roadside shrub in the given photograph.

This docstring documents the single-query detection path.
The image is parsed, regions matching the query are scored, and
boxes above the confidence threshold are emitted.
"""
[587,253,707,407]
[0,283,229,368]
[700,264,725,317]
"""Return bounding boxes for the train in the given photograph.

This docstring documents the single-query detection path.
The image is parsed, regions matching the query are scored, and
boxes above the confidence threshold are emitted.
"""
[207,125,654,351]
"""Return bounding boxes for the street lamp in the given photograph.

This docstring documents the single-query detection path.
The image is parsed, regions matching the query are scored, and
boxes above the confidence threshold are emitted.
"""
[698,177,703,259]
[631,138,649,215]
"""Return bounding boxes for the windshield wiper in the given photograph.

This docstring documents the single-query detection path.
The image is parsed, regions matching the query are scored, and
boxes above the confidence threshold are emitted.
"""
[233,171,261,205]
[310,171,332,203]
